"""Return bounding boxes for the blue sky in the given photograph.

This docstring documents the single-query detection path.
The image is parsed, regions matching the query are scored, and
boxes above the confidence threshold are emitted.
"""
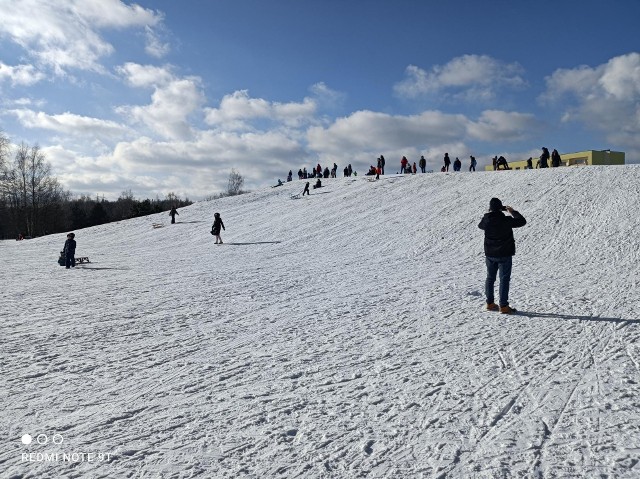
[0,0,639,199]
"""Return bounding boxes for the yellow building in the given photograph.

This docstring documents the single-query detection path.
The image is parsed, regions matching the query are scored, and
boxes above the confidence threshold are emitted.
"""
[484,150,625,170]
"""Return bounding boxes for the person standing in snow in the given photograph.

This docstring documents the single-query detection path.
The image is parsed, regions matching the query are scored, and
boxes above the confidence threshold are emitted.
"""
[539,147,550,168]
[419,155,427,173]
[443,153,451,172]
[453,157,461,171]
[62,233,76,269]
[169,206,179,224]
[400,156,408,173]
[478,198,527,314]
[302,181,310,196]
[551,149,562,167]
[469,155,477,172]
[211,212,225,244]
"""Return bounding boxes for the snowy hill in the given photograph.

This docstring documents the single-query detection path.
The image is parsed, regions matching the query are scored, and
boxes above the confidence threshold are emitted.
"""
[2,165,640,478]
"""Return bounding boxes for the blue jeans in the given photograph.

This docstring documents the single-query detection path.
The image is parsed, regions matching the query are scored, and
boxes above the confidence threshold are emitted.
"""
[485,256,512,307]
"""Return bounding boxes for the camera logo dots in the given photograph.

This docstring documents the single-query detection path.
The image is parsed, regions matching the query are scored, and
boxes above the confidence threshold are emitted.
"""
[21,433,63,445]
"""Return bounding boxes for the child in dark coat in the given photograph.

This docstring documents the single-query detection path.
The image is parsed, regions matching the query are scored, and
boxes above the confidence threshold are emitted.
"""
[212,213,225,244]
[63,233,76,268]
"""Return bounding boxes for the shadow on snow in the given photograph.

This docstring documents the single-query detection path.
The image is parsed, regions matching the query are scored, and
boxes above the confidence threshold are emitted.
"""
[517,311,639,325]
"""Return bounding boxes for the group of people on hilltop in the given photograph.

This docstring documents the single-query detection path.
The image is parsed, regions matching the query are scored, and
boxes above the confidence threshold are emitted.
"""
[492,156,511,170]
[287,146,563,182]
[489,147,563,171]
[297,163,348,180]
[443,153,478,172]
[531,147,562,169]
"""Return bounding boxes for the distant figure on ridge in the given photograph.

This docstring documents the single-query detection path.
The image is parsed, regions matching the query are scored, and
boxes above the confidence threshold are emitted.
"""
[443,153,451,172]
[469,155,477,172]
[539,147,550,168]
[287,170,293,182]
[169,206,179,224]
[400,156,408,174]
[526,158,533,169]
[551,149,562,167]
[478,198,526,314]
[496,156,510,170]
[379,155,386,175]
[211,212,225,245]
[419,155,427,173]
[453,157,461,172]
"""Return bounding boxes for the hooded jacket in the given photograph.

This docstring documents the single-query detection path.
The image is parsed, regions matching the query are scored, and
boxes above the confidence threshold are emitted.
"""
[478,210,526,257]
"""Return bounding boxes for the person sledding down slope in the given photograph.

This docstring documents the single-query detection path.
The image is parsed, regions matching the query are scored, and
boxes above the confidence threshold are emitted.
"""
[211,212,225,244]
[478,198,526,314]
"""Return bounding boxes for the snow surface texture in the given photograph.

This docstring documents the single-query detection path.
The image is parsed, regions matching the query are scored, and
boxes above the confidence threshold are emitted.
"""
[2,166,640,478]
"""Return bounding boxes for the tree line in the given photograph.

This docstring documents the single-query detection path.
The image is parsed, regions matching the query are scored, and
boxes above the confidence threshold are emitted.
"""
[0,131,197,240]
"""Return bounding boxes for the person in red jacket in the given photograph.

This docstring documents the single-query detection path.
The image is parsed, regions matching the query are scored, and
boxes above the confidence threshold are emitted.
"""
[400,156,408,173]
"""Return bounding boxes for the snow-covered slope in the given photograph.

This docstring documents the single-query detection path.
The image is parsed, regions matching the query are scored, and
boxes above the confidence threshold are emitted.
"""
[2,165,640,478]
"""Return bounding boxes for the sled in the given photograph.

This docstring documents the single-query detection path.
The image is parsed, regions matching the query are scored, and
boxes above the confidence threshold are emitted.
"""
[76,257,91,264]
[152,223,164,229]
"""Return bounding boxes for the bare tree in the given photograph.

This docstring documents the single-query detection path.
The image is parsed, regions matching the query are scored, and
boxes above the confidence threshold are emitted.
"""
[0,130,9,171]
[3,142,66,236]
[113,189,136,220]
[227,168,245,196]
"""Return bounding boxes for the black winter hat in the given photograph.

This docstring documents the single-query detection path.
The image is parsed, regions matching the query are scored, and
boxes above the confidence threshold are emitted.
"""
[489,198,503,211]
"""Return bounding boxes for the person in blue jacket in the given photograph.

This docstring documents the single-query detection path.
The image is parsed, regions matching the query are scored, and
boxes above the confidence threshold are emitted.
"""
[63,233,76,268]
[478,198,526,314]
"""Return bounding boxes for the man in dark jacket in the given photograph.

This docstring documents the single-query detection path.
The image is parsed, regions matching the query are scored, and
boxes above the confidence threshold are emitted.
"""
[63,233,76,269]
[169,206,179,224]
[539,147,550,168]
[478,198,526,314]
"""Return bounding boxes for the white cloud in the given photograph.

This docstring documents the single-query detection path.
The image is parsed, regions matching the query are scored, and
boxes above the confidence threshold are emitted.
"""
[307,110,469,154]
[145,26,170,58]
[204,90,317,130]
[47,128,307,198]
[116,62,174,88]
[0,62,45,86]
[467,110,540,142]
[541,52,640,156]
[309,82,346,109]
[0,0,163,74]
[8,109,130,139]
[117,76,205,140]
[394,54,526,101]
